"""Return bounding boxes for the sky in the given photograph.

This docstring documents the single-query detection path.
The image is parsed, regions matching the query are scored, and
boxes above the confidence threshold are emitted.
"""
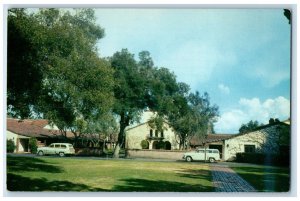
[93,8,291,134]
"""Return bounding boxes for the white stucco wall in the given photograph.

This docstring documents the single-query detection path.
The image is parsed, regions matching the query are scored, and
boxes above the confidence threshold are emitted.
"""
[223,125,287,161]
[223,132,264,161]
[6,131,29,153]
[125,122,179,150]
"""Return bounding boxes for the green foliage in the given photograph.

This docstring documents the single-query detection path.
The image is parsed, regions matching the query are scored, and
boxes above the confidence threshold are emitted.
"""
[169,91,219,149]
[29,138,38,154]
[239,120,263,134]
[7,139,16,153]
[140,140,149,149]
[110,49,151,157]
[7,9,45,118]
[8,8,115,140]
[148,116,167,133]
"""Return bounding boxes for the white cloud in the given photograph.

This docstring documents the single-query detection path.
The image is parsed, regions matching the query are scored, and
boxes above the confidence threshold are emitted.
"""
[214,96,290,133]
[218,84,230,94]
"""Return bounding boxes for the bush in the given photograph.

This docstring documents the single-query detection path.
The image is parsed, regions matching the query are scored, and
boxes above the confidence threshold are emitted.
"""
[7,139,16,153]
[141,140,149,149]
[29,137,38,154]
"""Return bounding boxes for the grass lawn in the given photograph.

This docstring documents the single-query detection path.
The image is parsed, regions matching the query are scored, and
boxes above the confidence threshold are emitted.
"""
[231,165,290,192]
[6,156,214,192]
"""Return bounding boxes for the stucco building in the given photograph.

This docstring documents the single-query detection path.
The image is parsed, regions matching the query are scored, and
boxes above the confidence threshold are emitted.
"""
[6,118,69,153]
[190,119,290,161]
[125,121,179,150]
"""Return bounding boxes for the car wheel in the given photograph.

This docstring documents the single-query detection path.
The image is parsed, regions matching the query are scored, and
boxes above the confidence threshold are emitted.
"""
[37,151,44,156]
[186,156,193,162]
[59,152,65,157]
[209,157,215,163]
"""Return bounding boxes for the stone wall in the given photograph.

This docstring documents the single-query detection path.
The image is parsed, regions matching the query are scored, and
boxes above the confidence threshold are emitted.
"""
[223,124,290,161]
[126,149,186,160]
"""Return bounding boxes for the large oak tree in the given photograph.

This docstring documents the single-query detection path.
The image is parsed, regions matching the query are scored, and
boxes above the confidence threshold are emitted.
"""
[7,8,115,143]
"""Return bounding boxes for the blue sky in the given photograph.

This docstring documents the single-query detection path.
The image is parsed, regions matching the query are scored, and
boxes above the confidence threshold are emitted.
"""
[94,9,291,133]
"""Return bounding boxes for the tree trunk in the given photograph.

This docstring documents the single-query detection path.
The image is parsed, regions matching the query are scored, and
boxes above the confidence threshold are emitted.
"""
[113,113,128,158]
[102,139,106,154]
[113,143,121,158]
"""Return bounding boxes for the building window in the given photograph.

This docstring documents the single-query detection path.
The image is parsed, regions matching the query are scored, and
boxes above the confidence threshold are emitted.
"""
[155,130,158,137]
[244,145,255,153]
[161,130,164,138]
[150,129,153,137]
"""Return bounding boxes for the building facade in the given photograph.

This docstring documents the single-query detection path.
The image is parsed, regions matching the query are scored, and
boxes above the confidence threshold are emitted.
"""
[125,121,179,150]
[191,120,290,161]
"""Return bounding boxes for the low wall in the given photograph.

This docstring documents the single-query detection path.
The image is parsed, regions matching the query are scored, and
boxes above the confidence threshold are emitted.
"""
[126,149,186,160]
[75,148,103,156]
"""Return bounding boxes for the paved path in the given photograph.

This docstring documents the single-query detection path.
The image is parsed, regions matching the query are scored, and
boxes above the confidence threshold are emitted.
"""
[211,164,256,192]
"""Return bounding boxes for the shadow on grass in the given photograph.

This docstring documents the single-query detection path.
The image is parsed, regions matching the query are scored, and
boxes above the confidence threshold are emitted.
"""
[7,156,63,173]
[232,166,290,192]
[7,173,106,192]
[112,177,213,192]
[178,169,212,180]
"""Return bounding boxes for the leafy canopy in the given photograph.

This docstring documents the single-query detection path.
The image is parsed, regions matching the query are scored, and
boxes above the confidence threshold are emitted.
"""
[239,120,263,134]
[7,8,114,137]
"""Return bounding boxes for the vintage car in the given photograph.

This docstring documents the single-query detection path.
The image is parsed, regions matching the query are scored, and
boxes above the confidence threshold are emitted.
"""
[182,148,220,162]
[37,143,75,157]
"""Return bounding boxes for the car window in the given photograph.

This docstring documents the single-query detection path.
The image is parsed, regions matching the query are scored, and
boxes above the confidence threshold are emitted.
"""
[68,144,73,148]
[206,150,212,153]
[198,150,205,153]
[61,145,67,149]
[213,150,219,153]
[49,144,54,148]
[55,144,60,148]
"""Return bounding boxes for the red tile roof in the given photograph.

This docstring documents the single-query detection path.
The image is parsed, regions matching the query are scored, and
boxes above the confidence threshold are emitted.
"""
[190,134,235,145]
[6,118,73,138]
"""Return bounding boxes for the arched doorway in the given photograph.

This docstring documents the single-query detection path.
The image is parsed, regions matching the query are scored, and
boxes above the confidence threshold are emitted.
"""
[165,141,171,150]
[152,141,159,149]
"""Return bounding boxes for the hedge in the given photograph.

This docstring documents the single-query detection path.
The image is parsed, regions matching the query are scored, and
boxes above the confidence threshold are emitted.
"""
[236,152,290,166]
[29,137,38,154]
[7,139,16,153]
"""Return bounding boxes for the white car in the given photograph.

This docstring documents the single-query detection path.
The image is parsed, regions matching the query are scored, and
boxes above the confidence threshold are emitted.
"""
[37,143,75,157]
[182,148,220,163]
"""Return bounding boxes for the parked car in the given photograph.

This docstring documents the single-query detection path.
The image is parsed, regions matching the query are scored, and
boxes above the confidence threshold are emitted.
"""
[182,148,220,162]
[37,143,75,157]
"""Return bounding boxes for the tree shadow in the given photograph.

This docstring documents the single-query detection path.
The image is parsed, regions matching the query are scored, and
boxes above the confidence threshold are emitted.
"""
[7,173,106,192]
[112,178,213,192]
[178,169,212,180]
[7,156,63,173]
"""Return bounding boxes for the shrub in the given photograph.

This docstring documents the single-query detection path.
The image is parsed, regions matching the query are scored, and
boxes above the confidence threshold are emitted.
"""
[29,137,38,154]
[7,139,16,153]
[236,152,290,166]
[141,140,149,149]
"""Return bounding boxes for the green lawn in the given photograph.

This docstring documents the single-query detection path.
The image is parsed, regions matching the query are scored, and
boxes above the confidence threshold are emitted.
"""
[231,165,290,192]
[6,156,214,192]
